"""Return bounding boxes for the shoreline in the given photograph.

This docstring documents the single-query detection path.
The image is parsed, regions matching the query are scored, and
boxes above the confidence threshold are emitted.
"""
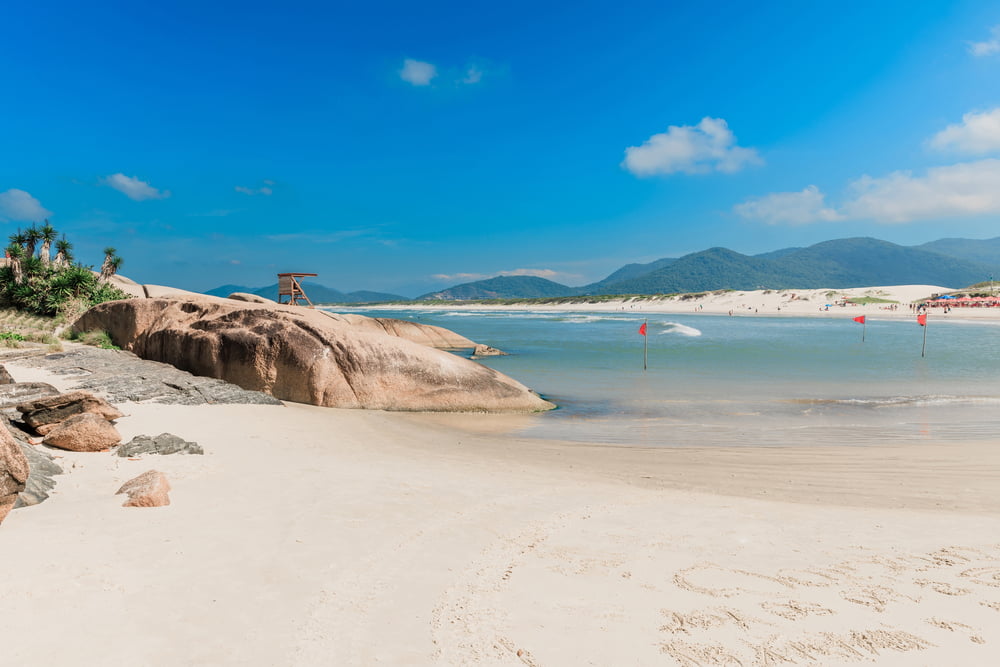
[334,284,1000,321]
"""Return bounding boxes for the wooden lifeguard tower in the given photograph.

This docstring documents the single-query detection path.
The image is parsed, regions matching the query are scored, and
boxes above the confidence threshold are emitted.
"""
[277,272,317,306]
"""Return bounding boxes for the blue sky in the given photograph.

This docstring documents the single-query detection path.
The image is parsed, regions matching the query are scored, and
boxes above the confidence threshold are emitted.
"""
[2,1,999,295]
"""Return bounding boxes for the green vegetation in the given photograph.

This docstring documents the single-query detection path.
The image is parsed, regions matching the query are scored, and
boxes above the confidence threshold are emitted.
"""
[69,329,120,350]
[844,296,898,305]
[1,222,131,317]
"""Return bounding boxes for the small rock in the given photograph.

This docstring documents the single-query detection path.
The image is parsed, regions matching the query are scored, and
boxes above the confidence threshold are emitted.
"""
[17,390,124,434]
[0,365,14,385]
[116,470,171,507]
[117,433,203,457]
[471,344,508,359]
[42,413,122,452]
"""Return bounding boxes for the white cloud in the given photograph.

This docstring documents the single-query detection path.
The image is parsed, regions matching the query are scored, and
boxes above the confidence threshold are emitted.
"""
[102,173,169,201]
[235,183,274,196]
[842,159,1000,222]
[0,188,52,222]
[969,25,1000,56]
[734,186,842,225]
[400,59,437,86]
[930,108,1000,154]
[432,272,488,282]
[498,268,558,278]
[462,66,483,84]
[737,159,1000,225]
[622,117,762,176]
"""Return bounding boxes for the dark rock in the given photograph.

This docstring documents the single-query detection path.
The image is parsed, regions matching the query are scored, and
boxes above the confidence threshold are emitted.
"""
[0,365,14,384]
[118,433,203,457]
[13,347,282,406]
[14,443,62,508]
[0,382,61,409]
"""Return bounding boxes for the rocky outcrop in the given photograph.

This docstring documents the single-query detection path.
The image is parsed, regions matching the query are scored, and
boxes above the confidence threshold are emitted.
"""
[116,470,171,507]
[0,427,29,523]
[42,413,122,452]
[74,298,554,412]
[104,274,477,350]
[118,433,203,457]
[227,292,274,304]
[0,365,14,385]
[17,390,124,435]
[321,313,476,349]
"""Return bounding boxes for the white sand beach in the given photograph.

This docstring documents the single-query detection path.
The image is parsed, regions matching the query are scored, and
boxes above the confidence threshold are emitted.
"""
[2,359,999,666]
[359,285,1000,321]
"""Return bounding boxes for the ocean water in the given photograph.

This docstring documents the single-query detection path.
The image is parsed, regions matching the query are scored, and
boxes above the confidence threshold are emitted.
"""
[331,308,1000,447]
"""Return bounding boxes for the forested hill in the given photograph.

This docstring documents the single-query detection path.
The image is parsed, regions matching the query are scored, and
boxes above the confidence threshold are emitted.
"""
[417,275,577,300]
[595,238,997,295]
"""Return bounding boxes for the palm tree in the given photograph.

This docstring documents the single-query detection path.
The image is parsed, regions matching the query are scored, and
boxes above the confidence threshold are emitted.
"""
[6,244,24,284]
[100,246,120,280]
[24,225,42,258]
[9,229,27,250]
[53,237,73,268]
[38,221,57,266]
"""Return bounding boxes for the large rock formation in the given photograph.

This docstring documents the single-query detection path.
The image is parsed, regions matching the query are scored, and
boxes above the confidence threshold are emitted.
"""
[73,299,553,412]
[104,275,475,350]
[0,427,29,523]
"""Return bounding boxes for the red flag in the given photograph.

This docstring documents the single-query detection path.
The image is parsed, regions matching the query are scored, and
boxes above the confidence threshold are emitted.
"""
[853,315,865,324]
[638,322,647,336]
[917,313,927,326]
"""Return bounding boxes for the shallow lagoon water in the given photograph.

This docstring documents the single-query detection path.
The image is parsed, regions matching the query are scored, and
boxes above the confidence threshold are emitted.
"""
[333,308,1000,447]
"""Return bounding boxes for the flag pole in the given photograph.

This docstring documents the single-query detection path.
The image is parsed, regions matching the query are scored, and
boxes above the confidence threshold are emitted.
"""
[643,318,648,371]
[862,319,866,343]
[921,316,927,358]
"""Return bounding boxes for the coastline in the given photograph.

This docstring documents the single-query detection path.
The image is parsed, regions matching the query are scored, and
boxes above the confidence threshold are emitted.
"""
[1,358,999,664]
[338,284,1000,321]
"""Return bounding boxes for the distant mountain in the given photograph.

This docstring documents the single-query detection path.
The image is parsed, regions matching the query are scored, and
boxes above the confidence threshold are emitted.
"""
[916,237,1000,271]
[203,282,407,304]
[754,247,802,260]
[594,238,995,295]
[418,275,577,300]
[581,257,677,293]
[598,247,793,294]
